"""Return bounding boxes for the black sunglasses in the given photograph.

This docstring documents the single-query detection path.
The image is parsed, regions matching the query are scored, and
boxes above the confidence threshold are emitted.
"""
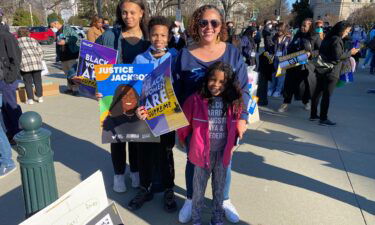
[198,19,221,29]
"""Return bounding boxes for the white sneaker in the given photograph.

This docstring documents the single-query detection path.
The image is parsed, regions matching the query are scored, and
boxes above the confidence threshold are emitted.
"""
[267,90,273,97]
[26,99,34,105]
[272,91,281,97]
[304,102,311,111]
[35,96,44,103]
[278,103,288,112]
[113,174,126,193]
[223,199,240,223]
[130,172,140,188]
[178,199,192,223]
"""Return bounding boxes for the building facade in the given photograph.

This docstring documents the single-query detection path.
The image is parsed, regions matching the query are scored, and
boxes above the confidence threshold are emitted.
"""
[310,0,374,22]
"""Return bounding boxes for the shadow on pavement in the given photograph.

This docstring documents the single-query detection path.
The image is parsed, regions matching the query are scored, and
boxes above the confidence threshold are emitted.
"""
[236,128,375,216]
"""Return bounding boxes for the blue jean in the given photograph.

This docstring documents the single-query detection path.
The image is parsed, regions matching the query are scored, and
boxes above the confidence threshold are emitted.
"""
[185,136,231,200]
[0,80,22,139]
[0,93,15,168]
[364,49,374,66]
[269,73,285,94]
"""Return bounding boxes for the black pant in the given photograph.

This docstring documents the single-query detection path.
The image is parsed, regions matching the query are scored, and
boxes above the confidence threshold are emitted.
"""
[311,74,338,120]
[110,142,139,175]
[21,70,43,100]
[283,68,310,104]
[257,71,269,106]
[138,132,175,190]
[0,80,22,139]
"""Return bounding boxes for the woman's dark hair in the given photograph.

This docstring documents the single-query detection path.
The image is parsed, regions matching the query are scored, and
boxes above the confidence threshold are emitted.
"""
[148,16,171,34]
[301,18,315,35]
[115,0,148,38]
[199,61,243,115]
[188,4,228,43]
[243,26,257,38]
[90,15,103,27]
[109,84,139,117]
[325,20,352,39]
[17,27,30,37]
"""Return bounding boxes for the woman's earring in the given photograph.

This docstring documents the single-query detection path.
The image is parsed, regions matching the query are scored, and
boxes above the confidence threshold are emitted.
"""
[216,34,220,43]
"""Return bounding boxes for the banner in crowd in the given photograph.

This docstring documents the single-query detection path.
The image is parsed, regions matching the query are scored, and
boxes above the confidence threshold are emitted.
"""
[95,64,160,143]
[140,58,188,136]
[276,50,309,77]
[76,40,117,97]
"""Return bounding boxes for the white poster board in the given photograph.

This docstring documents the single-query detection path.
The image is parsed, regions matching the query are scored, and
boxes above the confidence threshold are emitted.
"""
[20,171,108,225]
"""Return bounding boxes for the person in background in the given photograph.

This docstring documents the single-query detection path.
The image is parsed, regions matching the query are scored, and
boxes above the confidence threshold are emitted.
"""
[361,25,375,70]
[350,24,366,64]
[310,21,360,126]
[278,18,321,112]
[17,27,44,105]
[87,15,104,42]
[128,16,177,212]
[267,22,291,98]
[168,21,186,51]
[0,18,19,176]
[254,25,261,52]
[96,0,150,194]
[0,18,22,146]
[49,16,80,96]
[315,20,324,40]
[103,18,110,30]
[226,21,235,43]
[241,26,257,67]
[262,19,274,52]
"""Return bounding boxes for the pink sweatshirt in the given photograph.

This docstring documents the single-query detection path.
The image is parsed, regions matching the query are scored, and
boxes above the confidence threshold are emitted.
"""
[177,93,240,169]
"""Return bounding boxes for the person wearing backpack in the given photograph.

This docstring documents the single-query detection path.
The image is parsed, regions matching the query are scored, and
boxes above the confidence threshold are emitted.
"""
[49,16,80,96]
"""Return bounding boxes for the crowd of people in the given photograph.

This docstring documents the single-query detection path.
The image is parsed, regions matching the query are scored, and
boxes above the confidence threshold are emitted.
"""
[1,0,375,224]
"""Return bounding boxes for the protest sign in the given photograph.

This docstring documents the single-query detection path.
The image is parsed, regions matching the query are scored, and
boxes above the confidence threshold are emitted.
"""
[95,64,160,143]
[247,66,260,124]
[85,202,124,225]
[276,50,309,77]
[337,57,355,87]
[76,40,117,97]
[20,171,108,225]
[140,58,188,136]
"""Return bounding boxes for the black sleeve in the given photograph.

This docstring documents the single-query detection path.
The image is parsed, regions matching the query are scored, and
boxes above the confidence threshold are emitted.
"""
[331,37,351,62]
[4,34,21,83]
[311,35,322,58]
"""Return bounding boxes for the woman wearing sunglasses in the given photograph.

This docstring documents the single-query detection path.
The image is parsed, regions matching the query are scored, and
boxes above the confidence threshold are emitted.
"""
[173,4,250,224]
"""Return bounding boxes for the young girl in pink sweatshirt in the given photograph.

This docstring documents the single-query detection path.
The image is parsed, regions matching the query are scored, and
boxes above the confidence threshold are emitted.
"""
[177,61,243,225]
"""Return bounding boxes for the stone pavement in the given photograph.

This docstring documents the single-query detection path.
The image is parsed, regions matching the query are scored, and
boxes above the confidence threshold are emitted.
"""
[0,61,374,225]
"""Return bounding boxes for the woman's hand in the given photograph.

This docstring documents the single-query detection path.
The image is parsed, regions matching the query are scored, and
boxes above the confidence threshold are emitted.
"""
[350,48,360,56]
[136,106,148,120]
[237,119,247,140]
[95,92,103,101]
[71,76,83,85]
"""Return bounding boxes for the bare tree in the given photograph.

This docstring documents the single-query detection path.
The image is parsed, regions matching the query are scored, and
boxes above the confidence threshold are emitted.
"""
[147,0,180,16]
[218,0,243,21]
[347,4,375,31]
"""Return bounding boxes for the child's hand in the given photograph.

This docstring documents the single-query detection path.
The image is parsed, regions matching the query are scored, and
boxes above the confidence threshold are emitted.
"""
[237,119,247,139]
[95,92,103,101]
[136,106,148,120]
